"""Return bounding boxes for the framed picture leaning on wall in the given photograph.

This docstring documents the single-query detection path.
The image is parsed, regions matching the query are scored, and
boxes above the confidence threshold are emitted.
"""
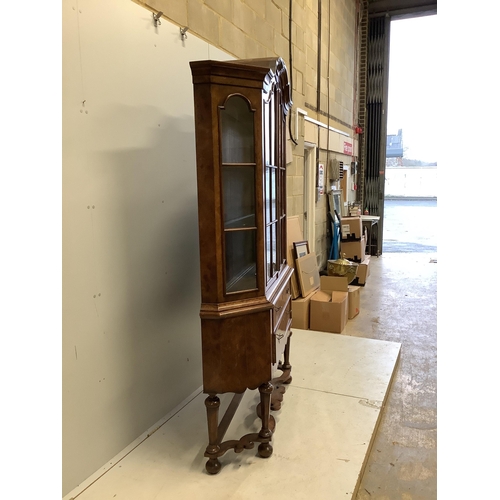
[293,240,310,260]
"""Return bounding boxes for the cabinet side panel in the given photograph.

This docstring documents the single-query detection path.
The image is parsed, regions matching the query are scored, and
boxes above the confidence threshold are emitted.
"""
[201,311,273,394]
[192,83,224,303]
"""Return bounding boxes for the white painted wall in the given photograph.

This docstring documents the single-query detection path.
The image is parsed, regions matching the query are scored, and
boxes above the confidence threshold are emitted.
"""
[62,0,232,495]
[384,166,437,198]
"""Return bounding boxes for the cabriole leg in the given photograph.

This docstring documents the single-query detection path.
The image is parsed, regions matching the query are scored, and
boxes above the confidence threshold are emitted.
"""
[204,394,221,474]
[257,382,273,458]
[282,333,292,384]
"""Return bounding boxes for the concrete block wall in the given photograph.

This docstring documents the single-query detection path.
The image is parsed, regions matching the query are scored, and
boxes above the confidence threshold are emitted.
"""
[136,0,362,266]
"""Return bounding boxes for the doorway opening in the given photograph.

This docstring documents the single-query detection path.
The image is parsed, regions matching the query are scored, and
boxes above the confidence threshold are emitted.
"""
[303,142,317,252]
[383,14,437,255]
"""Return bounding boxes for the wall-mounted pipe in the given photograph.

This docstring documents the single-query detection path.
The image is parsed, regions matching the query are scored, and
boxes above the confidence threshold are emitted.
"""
[288,0,298,145]
[304,115,351,138]
[317,0,322,112]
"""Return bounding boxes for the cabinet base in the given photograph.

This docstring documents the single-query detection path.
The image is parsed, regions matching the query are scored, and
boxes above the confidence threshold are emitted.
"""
[203,337,292,474]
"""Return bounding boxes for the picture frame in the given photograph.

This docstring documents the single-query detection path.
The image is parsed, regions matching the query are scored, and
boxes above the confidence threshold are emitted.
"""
[293,240,310,260]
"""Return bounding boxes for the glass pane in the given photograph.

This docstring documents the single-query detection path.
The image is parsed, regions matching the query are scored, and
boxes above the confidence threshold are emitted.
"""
[270,168,277,222]
[271,223,277,276]
[264,99,270,165]
[265,167,271,224]
[269,93,275,166]
[266,224,272,279]
[225,230,257,293]
[280,215,286,265]
[220,96,255,164]
[222,166,255,229]
[280,168,286,217]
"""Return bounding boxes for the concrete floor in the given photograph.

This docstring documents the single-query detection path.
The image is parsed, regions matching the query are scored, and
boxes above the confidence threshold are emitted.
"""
[346,252,437,499]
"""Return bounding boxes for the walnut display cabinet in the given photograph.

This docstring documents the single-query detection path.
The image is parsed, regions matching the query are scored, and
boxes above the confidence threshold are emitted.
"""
[189,57,294,474]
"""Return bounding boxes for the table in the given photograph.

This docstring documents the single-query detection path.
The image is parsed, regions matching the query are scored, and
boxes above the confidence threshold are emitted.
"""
[361,215,380,257]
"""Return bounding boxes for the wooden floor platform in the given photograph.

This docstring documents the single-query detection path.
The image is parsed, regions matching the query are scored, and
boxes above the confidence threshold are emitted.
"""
[64,329,400,500]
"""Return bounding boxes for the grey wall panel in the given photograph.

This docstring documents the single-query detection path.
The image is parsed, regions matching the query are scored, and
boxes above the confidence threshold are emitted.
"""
[62,0,232,494]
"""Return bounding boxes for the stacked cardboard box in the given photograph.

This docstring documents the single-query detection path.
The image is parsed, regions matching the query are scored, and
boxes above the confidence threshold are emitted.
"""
[340,216,365,263]
[287,213,373,333]
[291,252,362,334]
[291,289,317,330]
[309,277,348,334]
[340,216,363,240]
[350,256,371,286]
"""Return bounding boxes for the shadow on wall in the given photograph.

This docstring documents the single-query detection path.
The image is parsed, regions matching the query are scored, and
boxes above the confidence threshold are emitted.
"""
[82,105,204,436]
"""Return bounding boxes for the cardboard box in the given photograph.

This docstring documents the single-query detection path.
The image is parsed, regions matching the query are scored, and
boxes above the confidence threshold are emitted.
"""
[291,289,317,329]
[295,252,320,297]
[340,216,363,240]
[340,236,366,262]
[320,275,346,292]
[320,276,360,319]
[351,255,370,286]
[310,276,349,334]
[287,216,304,299]
[348,286,360,319]
[310,289,348,334]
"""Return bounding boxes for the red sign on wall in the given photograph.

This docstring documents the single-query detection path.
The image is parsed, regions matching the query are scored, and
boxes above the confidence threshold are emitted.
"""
[343,141,353,155]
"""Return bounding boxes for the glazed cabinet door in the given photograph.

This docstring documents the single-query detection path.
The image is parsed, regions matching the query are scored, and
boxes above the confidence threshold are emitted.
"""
[264,82,288,290]
[264,86,279,285]
[220,94,259,294]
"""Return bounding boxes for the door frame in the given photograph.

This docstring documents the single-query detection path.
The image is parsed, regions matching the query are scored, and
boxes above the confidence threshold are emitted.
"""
[303,141,317,252]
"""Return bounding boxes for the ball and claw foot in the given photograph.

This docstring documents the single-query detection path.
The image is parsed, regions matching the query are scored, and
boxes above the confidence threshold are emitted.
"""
[258,442,273,458]
[205,457,222,474]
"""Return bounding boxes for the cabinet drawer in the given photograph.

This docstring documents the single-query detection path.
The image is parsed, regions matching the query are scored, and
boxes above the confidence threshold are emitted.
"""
[273,299,291,364]
[273,281,291,329]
